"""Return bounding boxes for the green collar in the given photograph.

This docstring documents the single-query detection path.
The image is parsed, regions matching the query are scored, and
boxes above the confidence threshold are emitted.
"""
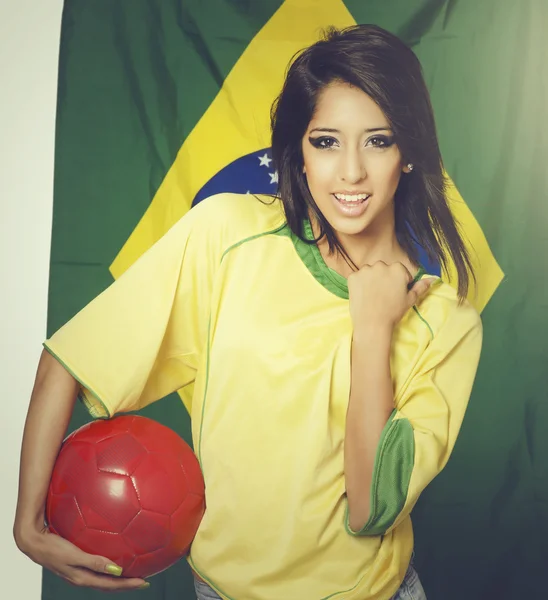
[277,220,426,300]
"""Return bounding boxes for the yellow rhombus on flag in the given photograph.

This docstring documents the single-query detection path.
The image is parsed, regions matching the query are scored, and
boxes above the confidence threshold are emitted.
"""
[111,0,503,314]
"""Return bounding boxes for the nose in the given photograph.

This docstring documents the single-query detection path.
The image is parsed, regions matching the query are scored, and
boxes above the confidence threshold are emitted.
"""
[340,148,366,184]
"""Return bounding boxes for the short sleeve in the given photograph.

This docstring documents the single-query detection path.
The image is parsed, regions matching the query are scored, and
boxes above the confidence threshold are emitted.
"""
[347,299,483,536]
[44,200,220,419]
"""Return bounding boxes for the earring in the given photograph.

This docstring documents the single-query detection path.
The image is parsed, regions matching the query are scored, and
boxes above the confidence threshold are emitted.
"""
[407,163,414,172]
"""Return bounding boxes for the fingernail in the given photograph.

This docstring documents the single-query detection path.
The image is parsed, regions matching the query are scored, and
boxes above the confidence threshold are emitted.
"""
[105,564,123,576]
[139,582,151,589]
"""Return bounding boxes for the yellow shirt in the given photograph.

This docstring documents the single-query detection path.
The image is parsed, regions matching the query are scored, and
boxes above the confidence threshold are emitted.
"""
[45,193,483,600]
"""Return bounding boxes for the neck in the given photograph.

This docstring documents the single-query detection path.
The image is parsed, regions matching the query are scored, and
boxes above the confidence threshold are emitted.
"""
[311,214,417,278]
[338,229,401,266]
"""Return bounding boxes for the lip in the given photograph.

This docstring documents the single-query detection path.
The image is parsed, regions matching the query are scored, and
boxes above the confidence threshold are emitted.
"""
[333,190,371,196]
[331,193,371,217]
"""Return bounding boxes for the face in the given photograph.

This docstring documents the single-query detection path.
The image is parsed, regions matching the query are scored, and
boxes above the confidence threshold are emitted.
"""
[301,82,409,241]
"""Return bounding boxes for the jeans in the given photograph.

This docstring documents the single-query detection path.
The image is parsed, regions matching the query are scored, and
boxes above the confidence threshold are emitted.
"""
[194,561,427,600]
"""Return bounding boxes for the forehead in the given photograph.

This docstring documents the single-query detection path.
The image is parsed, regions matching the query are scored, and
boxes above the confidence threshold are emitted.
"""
[308,82,388,129]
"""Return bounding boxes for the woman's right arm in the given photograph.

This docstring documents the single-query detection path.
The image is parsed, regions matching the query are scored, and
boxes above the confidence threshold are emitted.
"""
[13,349,148,591]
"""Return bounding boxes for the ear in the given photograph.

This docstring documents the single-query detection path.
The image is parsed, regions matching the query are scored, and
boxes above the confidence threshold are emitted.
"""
[303,165,307,174]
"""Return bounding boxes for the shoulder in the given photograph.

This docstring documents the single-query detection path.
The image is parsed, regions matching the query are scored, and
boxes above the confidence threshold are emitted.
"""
[182,192,286,246]
[415,276,483,343]
[127,193,286,281]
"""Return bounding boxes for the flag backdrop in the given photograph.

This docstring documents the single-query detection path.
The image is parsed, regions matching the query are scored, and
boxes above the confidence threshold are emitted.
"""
[44,0,547,598]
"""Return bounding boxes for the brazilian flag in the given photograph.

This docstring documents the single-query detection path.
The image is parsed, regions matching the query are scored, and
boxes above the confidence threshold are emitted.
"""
[46,1,546,599]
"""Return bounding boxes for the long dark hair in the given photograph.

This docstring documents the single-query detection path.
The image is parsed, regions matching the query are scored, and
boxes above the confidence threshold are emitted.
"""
[270,24,475,302]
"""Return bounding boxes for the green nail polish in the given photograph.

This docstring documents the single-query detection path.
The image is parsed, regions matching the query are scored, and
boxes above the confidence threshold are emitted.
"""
[139,582,151,589]
[105,564,123,576]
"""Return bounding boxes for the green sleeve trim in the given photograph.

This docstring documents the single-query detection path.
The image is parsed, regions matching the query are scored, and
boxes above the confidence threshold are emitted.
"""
[345,410,415,536]
[42,343,111,419]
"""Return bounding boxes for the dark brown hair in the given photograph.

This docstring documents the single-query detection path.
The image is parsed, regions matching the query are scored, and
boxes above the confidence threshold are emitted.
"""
[270,24,475,301]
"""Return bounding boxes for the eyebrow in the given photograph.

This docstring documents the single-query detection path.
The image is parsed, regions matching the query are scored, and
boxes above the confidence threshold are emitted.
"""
[309,127,393,134]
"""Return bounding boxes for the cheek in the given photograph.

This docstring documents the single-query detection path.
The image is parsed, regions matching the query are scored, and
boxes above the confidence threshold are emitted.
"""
[303,152,335,188]
[305,170,332,201]
[371,157,403,190]
[388,164,403,188]
[306,163,329,183]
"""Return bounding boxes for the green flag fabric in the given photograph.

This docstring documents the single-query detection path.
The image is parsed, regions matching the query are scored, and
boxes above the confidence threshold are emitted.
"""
[44,1,547,599]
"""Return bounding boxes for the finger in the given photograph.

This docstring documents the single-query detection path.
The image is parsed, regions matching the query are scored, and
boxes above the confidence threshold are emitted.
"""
[65,567,148,591]
[65,545,124,577]
[395,262,413,283]
[46,530,117,576]
[407,278,437,305]
[364,260,388,268]
[68,547,147,586]
[423,277,440,288]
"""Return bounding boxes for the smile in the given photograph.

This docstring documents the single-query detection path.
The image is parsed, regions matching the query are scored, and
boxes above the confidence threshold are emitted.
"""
[331,193,371,217]
[333,193,370,203]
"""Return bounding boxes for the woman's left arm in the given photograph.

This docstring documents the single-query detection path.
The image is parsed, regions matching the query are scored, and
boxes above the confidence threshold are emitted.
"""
[344,322,399,532]
[344,263,483,535]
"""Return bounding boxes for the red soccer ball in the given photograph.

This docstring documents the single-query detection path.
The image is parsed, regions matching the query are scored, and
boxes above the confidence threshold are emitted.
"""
[46,415,205,578]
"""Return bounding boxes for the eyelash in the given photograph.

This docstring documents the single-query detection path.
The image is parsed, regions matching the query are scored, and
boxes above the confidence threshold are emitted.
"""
[308,135,394,150]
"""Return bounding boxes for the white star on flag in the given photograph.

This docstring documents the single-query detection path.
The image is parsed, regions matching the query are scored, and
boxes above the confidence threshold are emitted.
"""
[269,171,279,184]
[258,153,272,167]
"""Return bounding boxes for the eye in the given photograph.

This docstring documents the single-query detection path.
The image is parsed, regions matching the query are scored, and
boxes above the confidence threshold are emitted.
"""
[308,136,338,150]
[366,135,394,149]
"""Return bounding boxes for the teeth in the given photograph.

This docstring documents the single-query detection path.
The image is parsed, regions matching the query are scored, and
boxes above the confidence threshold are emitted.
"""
[334,193,369,202]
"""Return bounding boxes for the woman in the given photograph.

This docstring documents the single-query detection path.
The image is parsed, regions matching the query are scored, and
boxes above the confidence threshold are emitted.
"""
[14,25,482,600]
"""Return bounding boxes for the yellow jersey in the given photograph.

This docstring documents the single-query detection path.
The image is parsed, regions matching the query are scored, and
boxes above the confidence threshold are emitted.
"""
[45,193,482,600]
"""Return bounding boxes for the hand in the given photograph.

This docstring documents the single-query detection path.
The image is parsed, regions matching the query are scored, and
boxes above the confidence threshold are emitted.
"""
[16,525,148,591]
[347,261,437,332]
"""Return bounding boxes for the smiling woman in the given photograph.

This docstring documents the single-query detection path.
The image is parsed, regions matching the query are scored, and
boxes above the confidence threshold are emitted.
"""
[271,25,475,299]
[15,23,482,600]
[302,82,412,275]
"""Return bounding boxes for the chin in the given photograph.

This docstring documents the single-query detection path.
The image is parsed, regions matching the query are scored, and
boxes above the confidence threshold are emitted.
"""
[327,215,372,238]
